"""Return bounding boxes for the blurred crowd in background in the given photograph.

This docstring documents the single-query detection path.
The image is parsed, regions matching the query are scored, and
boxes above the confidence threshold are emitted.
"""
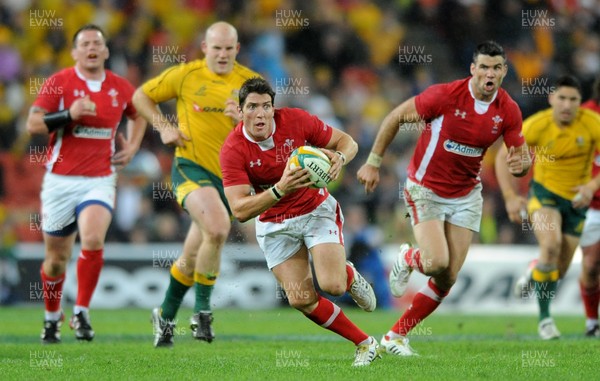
[1,0,600,254]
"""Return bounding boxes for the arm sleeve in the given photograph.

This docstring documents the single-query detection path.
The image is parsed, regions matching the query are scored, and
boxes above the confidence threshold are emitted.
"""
[32,73,62,112]
[299,109,333,147]
[220,141,251,187]
[502,101,525,148]
[140,65,184,103]
[414,83,448,120]
[121,80,138,119]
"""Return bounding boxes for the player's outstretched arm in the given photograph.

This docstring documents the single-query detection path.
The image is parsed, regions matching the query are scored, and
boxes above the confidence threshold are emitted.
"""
[495,144,529,223]
[357,96,419,193]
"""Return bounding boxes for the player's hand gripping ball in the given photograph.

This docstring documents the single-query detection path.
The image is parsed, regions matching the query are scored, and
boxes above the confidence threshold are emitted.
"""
[288,146,332,188]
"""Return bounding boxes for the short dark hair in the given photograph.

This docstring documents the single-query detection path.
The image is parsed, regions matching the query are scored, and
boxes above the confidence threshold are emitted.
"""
[473,40,506,63]
[555,75,582,95]
[239,77,275,107]
[72,24,107,47]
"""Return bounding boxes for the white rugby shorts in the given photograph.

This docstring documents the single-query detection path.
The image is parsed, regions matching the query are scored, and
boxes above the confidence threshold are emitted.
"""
[40,172,116,235]
[403,178,483,232]
[255,194,344,269]
[580,208,600,247]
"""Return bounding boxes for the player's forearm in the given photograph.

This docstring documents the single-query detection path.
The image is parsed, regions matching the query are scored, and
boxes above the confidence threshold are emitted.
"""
[229,189,280,223]
[329,133,358,165]
[494,146,519,200]
[370,110,401,157]
[126,116,148,151]
[132,88,172,132]
[26,111,50,135]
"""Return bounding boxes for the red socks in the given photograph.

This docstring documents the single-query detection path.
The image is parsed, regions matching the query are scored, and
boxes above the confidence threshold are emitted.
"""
[75,249,104,308]
[40,267,65,313]
[580,280,600,320]
[393,278,449,336]
[306,295,368,345]
[345,263,354,291]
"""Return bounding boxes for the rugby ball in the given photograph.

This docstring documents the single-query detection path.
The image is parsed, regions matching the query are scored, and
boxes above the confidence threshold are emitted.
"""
[288,146,332,188]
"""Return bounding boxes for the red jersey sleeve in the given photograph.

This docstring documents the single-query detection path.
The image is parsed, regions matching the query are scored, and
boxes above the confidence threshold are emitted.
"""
[220,130,250,187]
[414,83,449,120]
[120,80,138,119]
[501,98,524,148]
[296,108,333,147]
[32,72,64,112]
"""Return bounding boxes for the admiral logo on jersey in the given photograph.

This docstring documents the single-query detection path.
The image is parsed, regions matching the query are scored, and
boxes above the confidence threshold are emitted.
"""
[443,139,483,157]
[73,125,112,139]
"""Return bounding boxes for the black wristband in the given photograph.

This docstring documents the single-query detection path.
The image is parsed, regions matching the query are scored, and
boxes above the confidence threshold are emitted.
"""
[43,110,72,133]
[271,186,283,200]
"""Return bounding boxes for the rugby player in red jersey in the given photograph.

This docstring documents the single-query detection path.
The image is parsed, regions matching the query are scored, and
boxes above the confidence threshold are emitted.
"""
[358,40,530,355]
[26,24,146,343]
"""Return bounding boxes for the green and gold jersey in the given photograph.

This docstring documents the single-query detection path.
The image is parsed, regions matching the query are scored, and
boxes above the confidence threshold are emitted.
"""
[523,107,600,199]
[142,59,260,178]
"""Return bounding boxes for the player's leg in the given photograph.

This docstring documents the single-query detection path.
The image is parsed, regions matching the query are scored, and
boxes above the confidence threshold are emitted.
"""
[579,209,600,336]
[390,181,451,297]
[273,245,379,366]
[185,186,230,343]
[151,223,199,348]
[580,241,600,337]
[530,207,562,339]
[71,203,112,341]
[159,223,198,319]
[40,232,76,344]
[39,173,78,344]
[311,242,376,311]
[383,222,471,356]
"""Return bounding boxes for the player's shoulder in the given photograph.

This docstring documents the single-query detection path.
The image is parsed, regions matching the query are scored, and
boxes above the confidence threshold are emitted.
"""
[104,69,134,88]
[49,67,76,82]
[223,123,245,146]
[495,88,521,112]
[232,62,261,80]
[579,107,600,123]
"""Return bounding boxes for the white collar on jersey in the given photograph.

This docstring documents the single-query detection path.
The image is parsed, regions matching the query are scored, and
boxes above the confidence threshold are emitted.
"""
[74,67,105,93]
[242,119,277,151]
[468,78,498,115]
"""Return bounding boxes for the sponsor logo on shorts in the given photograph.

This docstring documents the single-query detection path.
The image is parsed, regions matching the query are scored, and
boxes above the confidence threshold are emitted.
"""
[443,139,483,157]
[73,125,112,139]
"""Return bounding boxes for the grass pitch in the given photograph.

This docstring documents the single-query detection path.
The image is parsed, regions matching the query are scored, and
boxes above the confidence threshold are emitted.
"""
[0,306,596,380]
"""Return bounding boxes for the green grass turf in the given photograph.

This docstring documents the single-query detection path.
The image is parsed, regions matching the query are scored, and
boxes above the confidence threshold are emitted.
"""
[0,306,597,380]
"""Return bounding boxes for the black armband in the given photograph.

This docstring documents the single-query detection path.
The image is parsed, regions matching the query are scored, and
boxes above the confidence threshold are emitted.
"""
[43,110,72,133]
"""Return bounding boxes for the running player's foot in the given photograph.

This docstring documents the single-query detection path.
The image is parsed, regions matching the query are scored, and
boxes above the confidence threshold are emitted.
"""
[352,337,381,367]
[69,311,95,341]
[347,261,376,312]
[585,324,600,338]
[538,317,560,340]
[190,311,215,343]
[151,308,175,348]
[514,259,537,299]
[390,243,413,297]
[41,313,64,344]
[380,334,418,356]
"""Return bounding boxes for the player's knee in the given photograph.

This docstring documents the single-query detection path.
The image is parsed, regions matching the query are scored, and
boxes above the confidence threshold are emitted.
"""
[425,257,450,275]
[287,296,313,311]
[204,226,230,245]
[44,256,68,274]
[80,234,105,250]
[319,281,346,297]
